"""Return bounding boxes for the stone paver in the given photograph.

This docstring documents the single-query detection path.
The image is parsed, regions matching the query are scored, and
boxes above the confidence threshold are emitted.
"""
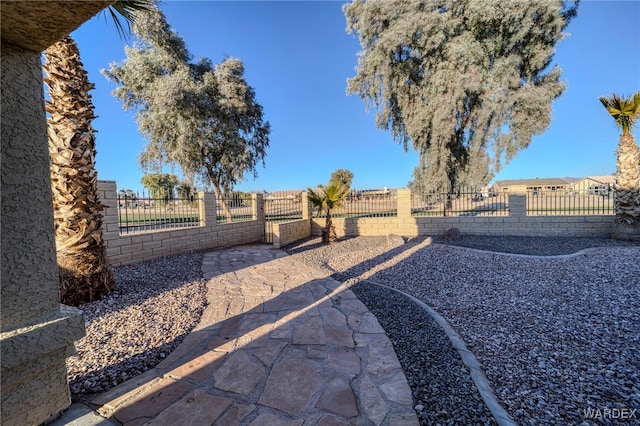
[63,244,418,425]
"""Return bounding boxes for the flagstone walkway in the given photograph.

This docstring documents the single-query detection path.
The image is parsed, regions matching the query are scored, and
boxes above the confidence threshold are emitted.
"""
[55,244,418,425]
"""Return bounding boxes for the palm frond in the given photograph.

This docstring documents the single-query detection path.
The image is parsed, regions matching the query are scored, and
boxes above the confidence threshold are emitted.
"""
[600,91,640,134]
[323,182,349,210]
[307,188,327,215]
[104,0,154,39]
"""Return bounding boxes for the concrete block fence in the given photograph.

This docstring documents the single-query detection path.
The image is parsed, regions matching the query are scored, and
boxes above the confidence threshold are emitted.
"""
[98,182,614,268]
[310,189,614,239]
[271,219,311,249]
[98,181,265,266]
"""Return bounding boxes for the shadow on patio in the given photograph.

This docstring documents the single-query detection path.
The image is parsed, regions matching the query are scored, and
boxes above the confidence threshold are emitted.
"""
[66,243,419,425]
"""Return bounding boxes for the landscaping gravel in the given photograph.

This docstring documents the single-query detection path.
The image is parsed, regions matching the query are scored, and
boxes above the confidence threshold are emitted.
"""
[67,235,638,425]
[431,235,640,256]
[67,253,207,402]
[284,235,640,426]
[351,280,496,425]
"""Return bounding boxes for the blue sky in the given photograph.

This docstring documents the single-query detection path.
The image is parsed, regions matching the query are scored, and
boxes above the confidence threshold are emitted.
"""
[71,0,640,193]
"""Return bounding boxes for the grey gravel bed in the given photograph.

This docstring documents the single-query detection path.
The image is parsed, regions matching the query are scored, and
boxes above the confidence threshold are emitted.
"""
[350,280,496,425]
[67,253,207,402]
[284,235,640,426]
[431,235,639,256]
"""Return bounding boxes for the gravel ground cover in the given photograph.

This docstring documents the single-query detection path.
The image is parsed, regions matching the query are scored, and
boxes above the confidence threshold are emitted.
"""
[351,280,496,425]
[284,235,640,426]
[66,235,638,425]
[431,235,639,256]
[67,253,207,402]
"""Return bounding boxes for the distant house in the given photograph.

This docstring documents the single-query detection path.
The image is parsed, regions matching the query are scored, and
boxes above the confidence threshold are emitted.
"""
[265,190,304,202]
[493,177,572,194]
[306,186,394,200]
[568,176,615,195]
[492,175,616,196]
[355,187,393,200]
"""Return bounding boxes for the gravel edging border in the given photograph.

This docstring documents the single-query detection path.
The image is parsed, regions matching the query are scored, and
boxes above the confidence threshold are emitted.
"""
[432,243,606,259]
[349,244,616,426]
[350,278,518,426]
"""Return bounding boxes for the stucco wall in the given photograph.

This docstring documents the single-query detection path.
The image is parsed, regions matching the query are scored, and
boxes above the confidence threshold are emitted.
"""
[1,41,85,426]
[1,1,112,52]
[1,42,60,328]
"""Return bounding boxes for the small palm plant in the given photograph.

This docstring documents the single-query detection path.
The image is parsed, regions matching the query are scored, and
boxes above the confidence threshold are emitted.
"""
[308,182,350,244]
[599,91,640,241]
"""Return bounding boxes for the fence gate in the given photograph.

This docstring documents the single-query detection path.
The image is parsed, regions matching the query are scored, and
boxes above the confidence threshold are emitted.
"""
[262,196,304,244]
[264,221,275,244]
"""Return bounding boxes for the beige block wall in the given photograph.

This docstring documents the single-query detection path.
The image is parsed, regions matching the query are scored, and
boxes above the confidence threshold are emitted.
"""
[311,215,613,238]
[98,181,615,266]
[272,219,311,248]
[98,181,265,267]
[310,194,613,239]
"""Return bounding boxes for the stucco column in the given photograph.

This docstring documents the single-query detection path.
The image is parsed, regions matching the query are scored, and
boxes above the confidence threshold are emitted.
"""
[508,194,527,218]
[98,180,120,260]
[301,191,313,220]
[1,42,85,425]
[397,188,412,218]
[252,193,264,221]
[198,192,218,227]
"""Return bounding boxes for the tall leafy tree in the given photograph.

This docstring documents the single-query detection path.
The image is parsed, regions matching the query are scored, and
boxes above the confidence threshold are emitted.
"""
[599,92,640,240]
[141,173,179,198]
[344,0,578,193]
[176,181,195,200]
[330,168,354,190]
[103,6,270,220]
[119,188,138,207]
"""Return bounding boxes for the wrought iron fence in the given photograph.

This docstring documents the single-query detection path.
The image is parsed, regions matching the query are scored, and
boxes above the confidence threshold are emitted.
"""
[313,188,398,218]
[411,187,509,217]
[216,192,254,224]
[264,195,303,222]
[526,189,614,215]
[263,194,304,244]
[118,190,200,234]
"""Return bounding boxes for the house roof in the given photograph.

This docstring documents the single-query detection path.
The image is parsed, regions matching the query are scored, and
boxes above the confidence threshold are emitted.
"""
[494,178,571,187]
[585,175,615,184]
[562,177,581,184]
[265,190,304,199]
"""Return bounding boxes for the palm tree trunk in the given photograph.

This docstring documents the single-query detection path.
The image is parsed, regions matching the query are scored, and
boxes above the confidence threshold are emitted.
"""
[44,36,115,306]
[324,209,337,243]
[613,133,640,240]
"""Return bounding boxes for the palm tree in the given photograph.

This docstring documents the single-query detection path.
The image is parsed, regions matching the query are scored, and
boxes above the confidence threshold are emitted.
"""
[599,91,640,241]
[43,1,152,305]
[44,36,114,305]
[308,182,350,244]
